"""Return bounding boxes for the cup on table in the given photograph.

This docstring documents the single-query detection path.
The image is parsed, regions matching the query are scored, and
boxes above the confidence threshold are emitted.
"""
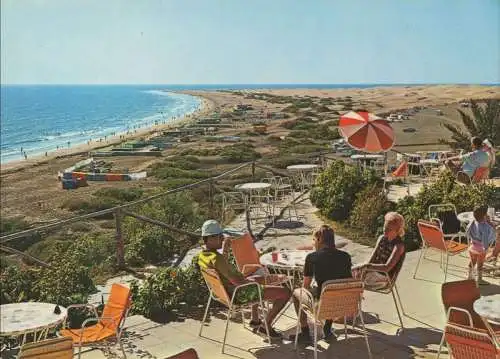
[271,252,278,263]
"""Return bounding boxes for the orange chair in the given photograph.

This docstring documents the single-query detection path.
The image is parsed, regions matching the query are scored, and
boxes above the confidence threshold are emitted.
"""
[458,166,490,184]
[166,348,199,359]
[230,233,291,287]
[19,337,73,359]
[437,324,499,359]
[60,283,132,359]
[441,280,485,329]
[199,267,271,353]
[413,221,468,282]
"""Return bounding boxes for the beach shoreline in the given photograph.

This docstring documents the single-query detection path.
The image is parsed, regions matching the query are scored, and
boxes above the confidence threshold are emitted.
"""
[0,94,215,174]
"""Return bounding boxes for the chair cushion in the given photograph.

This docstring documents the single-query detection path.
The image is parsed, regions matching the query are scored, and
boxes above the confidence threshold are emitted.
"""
[60,323,116,344]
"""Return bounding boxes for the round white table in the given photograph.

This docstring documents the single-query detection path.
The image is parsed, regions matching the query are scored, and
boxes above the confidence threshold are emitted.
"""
[0,302,67,343]
[474,295,500,326]
[234,182,271,192]
[457,211,500,224]
[286,164,319,171]
[419,159,440,165]
[350,154,384,160]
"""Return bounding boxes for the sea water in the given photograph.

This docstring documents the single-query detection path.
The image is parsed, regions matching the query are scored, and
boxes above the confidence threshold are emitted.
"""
[0,85,202,163]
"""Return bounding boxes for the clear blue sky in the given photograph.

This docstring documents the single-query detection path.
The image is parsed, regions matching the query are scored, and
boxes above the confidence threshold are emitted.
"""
[1,0,499,85]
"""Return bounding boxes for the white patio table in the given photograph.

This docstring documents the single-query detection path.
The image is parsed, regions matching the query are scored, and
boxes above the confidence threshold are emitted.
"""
[457,211,500,225]
[0,302,67,345]
[287,164,319,191]
[234,182,272,234]
[473,294,500,346]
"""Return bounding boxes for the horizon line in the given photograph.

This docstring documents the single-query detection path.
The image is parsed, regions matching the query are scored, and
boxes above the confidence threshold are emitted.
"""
[2,82,499,87]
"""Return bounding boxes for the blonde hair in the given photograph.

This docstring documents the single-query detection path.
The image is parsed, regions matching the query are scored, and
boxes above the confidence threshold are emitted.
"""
[383,212,404,233]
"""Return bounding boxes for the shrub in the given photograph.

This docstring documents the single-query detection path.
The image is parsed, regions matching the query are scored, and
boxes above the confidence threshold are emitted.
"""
[311,160,380,220]
[61,197,117,218]
[349,184,395,239]
[150,166,210,180]
[131,263,208,321]
[0,217,41,251]
[123,192,204,266]
[219,142,261,163]
[1,265,39,303]
[94,187,144,202]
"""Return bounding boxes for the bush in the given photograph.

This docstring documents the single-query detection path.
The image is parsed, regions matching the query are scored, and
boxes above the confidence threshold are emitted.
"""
[61,197,117,218]
[0,217,41,251]
[150,166,210,180]
[1,265,39,303]
[219,142,261,163]
[124,192,204,266]
[94,187,144,202]
[311,160,380,220]
[131,263,208,321]
[349,184,395,239]
[394,171,498,251]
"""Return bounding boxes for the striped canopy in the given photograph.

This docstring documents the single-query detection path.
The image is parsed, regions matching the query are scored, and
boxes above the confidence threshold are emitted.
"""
[339,111,395,153]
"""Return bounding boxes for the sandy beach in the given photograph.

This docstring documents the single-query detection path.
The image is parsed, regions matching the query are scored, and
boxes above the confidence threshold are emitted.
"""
[1,85,498,223]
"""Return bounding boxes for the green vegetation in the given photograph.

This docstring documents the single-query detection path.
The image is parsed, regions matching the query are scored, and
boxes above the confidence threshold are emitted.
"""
[441,99,500,149]
[219,142,261,163]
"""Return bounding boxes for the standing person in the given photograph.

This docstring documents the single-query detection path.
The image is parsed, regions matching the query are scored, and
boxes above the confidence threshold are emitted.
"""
[352,212,406,289]
[467,205,496,285]
[482,139,496,169]
[445,137,490,183]
[197,220,291,339]
[292,225,352,343]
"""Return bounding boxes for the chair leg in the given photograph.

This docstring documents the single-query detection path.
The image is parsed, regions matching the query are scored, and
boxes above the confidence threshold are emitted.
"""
[413,247,425,279]
[294,306,301,349]
[119,339,127,358]
[359,309,372,359]
[344,316,348,339]
[313,320,318,359]
[437,330,446,359]
[199,296,212,336]
[241,310,245,329]
[222,308,232,354]
[444,254,450,282]
[391,288,404,331]
[393,284,406,316]
[77,345,82,359]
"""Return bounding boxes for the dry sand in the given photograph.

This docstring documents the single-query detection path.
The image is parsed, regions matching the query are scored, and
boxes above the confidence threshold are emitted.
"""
[1,85,498,223]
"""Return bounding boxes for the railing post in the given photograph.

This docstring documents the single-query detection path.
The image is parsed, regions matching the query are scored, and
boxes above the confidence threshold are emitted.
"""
[114,209,125,269]
[251,162,256,180]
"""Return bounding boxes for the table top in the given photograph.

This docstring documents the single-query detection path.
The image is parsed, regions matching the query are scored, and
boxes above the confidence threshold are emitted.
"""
[350,154,384,160]
[474,295,500,325]
[260,248,357,270]
[419,159,440,164]
[457,211,500,224]
[234,182,271,191]
[286,164,319,171]
[0,302,67,336]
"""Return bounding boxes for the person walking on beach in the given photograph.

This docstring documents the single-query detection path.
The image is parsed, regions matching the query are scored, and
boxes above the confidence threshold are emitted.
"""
[24,152,27,160]
[67,141,71,148]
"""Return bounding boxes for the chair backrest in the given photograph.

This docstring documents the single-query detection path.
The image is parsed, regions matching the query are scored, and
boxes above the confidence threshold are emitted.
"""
[316,279,364,321]
[428,203,457,220]
[200,267,231,307]
[230,233,261,276]
[166,348,200,359]
[19,337,73,359]
[429,204,461,235]
[417,220,447,251]
[444,324,498,359]
[441,280,484,329]
[100,283,132,331]
[472,167,490,183]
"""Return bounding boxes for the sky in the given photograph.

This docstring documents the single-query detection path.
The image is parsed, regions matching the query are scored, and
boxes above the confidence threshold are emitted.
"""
[1,0,499,85]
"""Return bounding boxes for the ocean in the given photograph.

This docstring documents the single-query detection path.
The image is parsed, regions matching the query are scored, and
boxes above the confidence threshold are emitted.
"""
[2,83,497,164]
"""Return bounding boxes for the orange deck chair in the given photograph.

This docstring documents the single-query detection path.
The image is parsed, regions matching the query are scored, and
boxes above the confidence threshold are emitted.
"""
[166,348,199,359]
[19,337,73,359]
[60,283,132,359]
[438,324,499,359]
[413,221,468,282]
[230,232,291,286]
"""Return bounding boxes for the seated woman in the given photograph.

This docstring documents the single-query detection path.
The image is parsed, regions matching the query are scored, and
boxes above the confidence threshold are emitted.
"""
[445,137,490,183]
[352,212,406,289]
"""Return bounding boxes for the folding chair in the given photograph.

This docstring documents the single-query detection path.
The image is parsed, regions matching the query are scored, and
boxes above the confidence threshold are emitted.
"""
[359,255,406,332]
[457,167,490,185]
[437,323,499,359]
[222,192,246,223]
[60,283,131,359]
[19,337,73,359]
[413,221,468,282]
[428,203,466,244]
[199,267,271,353]
[294,279,372,359]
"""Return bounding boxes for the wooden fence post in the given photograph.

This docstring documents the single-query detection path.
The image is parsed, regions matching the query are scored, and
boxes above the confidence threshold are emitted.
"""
[115,209,125,269]
[251,162,256,180]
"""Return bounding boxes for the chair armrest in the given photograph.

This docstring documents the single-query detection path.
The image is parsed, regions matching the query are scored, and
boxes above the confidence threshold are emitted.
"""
[75,316,120,345]
[63,304,99,328]
[447,306,474,327]
[242,264,269,276]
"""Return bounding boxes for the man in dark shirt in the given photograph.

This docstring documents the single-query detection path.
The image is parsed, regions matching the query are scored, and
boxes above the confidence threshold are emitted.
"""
[292,225,352,343]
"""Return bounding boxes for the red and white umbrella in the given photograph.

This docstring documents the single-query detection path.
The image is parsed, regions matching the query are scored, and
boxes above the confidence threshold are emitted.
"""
[339,111,395,153]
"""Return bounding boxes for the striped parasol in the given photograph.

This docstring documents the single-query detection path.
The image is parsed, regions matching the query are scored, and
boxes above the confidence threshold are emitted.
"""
[339,111,395,153]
